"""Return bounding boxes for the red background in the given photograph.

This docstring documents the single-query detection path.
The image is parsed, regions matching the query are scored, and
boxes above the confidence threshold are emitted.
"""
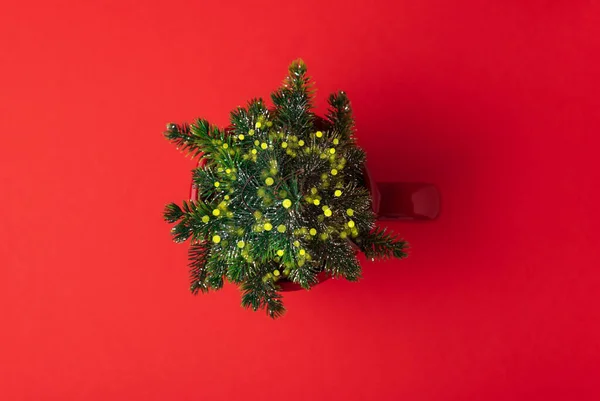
[1,1,599,400]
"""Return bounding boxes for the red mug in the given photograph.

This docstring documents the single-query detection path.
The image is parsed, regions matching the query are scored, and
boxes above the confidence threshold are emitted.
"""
[190,156,439,291]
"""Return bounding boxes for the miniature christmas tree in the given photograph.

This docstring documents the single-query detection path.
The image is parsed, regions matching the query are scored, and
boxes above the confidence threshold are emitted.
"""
[164,59,407,318]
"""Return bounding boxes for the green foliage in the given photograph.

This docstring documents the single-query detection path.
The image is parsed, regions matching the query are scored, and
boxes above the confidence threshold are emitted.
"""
[354,227,409,260]
[164,59,408,318]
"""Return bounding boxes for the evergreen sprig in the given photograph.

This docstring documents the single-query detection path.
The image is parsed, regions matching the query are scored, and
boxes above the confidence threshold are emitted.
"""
[355,227,409,260]
[164,59,408,318]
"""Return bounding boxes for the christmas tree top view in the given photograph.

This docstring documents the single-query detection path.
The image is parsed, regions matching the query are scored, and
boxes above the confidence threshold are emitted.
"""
[164,59,408,318]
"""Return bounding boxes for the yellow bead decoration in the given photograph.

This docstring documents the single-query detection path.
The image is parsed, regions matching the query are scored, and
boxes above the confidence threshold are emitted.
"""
[264,222,273,231]
[347,220,355,228]
[309,228,317,236]
[237,240,245,248]
[346,208,354,216]
[212,209,220,216]
[201,216,210,223]
[331,169,338,176]
[212,235,221,244]
[265,177,274,186]
[255,122,262,129]
[334,190,342,197]
[276,249,284,257]
[282,199,292,208]
[315,131,323,138]
[238,134,245,140]
[324,209,332,217]
[277,224,286,233]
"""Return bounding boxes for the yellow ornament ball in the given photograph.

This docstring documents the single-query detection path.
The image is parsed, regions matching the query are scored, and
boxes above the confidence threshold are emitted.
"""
[212,235,221,244]
[334,190,342,197]
[282,199,292,208]
[265,177,274,186]
[264,222,273,231]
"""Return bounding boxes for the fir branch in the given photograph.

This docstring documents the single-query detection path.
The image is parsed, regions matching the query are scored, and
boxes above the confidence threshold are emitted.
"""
[163,123,205,158]
[287,262,320,289]
[355,227,408,260]
[326,91,355,141]
[192,166,225,203]
[240,276,285,318]
[322,239,362,281]
[342,147,367,181]
[188,119,229,164]
[204,252,227,290]
[229,106,251,135]
[166,200,219,243]
[189,242,210,294]
[271,59,315,137]
[163,203,184,223]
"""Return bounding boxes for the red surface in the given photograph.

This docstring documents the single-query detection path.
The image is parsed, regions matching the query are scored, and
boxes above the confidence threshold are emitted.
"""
[1,1,599,400]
